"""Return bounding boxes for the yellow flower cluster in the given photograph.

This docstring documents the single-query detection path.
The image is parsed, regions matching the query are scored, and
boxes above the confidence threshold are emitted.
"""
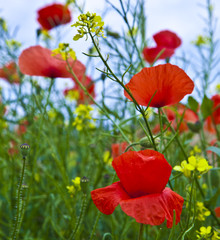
[192,35,210,46]
[65,89,80,101]
[52,43,76,61]
[66,177,81,197]
[72,104,95,131]
[173,155,212,177]
[196,202,211,221]
[103,151,113,166]
[5,39,21,50]
[0,18,7,32]
[216,84,220,94]
[72,12,105,40]
[197,226,220,239]
[190,145,201,156]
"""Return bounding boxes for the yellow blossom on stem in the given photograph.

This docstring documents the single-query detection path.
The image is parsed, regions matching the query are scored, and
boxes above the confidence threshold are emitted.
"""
[212,230,220,240]
[173,160,191,177]
[196,202,211,221]
[103,151,113,165]
[197,226,212,239]
[52,43,76,61]
[73,104,95,131]
[173,155,212,177]
[72,177,81,190]
[72,12,105,40]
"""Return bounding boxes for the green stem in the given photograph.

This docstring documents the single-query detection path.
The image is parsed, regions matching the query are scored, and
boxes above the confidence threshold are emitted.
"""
[68,193,87,240]
[138,223,144,240]
[11,156,26,240]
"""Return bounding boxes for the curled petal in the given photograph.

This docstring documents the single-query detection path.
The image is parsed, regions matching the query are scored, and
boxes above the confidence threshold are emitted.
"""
[112,150,172,198]
[91,181,130,215]
[124,63,194,108]
[120,188,184,228]
[18,45,85,79]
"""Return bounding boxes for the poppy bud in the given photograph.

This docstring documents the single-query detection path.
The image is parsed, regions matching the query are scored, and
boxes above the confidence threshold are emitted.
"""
[81,176,89,194]
[187,121,202,133]
[20,143,30,157]
[139,136,160,148]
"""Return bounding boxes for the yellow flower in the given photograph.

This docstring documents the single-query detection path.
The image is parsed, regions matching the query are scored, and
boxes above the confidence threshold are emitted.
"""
[73,104,95,131]
[212,230,220,240]
[66,185,76,195]
[192,35,210,46]
[52,43,76,60]
[216,84,220,93]
[65,89,80,101]
[0,18,7,31]
[196,202,211,221]
[72,177,81,190]
[5,39,21,50]
[174,156,212,177]
[72,12,105,40]
[173,160,191,177]
[197,226,212,239]
[103,151,113,165]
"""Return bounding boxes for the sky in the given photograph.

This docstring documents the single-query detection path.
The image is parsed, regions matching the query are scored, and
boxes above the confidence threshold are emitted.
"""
[0,0,220,100]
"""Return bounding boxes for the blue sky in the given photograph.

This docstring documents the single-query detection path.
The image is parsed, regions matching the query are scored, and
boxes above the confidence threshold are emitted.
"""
[1,0,220,99]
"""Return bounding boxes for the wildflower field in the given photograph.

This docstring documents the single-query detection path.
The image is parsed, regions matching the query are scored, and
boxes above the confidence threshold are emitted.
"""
[1,0,220,239]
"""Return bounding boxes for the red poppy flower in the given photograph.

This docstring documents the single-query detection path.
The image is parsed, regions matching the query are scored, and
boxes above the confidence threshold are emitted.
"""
[215,207,220,218]
[0,62,20,84]
[37,4,71,30]
[124,63,194,108]
[143,46,175,65]
[64,76,95,104]
[153,30,182,49]
[91,150,184,228]
[211,94,220,125]
[111,142,128,159]
[18,45,86,79]
[143,30,181,64]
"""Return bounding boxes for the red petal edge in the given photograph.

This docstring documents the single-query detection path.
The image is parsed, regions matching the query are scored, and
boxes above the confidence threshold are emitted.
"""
[120,188,184,228]
[91,181,130,215]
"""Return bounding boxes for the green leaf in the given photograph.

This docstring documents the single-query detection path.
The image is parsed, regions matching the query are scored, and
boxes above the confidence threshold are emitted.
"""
[206,146,220,156]
[201,95,213,119]
[187,96,199,113]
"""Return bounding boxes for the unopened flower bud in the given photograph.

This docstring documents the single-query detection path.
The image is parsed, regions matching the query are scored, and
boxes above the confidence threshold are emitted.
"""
[187,121,202,133]
[20,143,30,157]
[139,137,160,148]
[81,176,89,194]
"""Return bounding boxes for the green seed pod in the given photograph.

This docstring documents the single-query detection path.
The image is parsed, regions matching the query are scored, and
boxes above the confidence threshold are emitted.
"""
[187,121,202,133]
[80,176,89,194]
[20,143,30,157]
[139,136,160,148]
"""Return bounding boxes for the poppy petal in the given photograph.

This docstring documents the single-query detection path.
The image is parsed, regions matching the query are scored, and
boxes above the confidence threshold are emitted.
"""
[124,63,194,108]
[91,181,130,215]
[215,207,220,217]
[142,46,174,64]
[18,45,85,79]
[37,4,71,30]
[120,188,184,228]
[112,150,172,198]
[153,30,182,49]
[211,94,220,125]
